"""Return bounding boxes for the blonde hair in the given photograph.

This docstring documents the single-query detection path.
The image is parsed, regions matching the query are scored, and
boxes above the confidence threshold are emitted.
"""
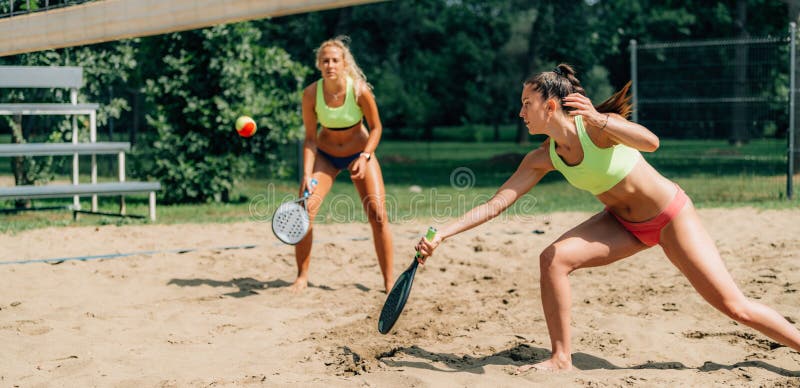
[314,36,372,97]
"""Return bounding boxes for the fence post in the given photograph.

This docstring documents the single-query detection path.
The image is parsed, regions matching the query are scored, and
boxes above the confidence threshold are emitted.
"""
[630,39,638,123]
[789,22,796,200]
[71,87,80,210]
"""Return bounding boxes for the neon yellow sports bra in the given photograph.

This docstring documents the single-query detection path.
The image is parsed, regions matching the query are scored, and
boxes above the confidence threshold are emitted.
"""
[315,76,363,130]
[549,115,641,195]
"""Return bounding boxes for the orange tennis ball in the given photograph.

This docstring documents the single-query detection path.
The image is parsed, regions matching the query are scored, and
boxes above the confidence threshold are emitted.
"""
[235,115,257,137]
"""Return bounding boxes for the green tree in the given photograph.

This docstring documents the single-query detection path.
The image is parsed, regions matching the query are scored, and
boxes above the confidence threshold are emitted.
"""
[589,0,789,89]
[263,0,514,139]
[141,22,310,203]
[356,0,513,139]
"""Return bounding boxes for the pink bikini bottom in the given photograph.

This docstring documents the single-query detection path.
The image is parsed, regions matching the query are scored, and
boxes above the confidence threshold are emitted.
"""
[608,186,688,247]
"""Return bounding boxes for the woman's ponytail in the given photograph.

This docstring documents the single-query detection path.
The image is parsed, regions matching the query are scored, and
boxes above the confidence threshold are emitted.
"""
[595,81,633,119]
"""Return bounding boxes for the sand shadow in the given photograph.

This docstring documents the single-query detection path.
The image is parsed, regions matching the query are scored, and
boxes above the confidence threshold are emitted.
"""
[377,344,526,374]
[304,282,373,292]
[167,277,272,297]
[165,277,368,296]
[355,283,371,292]
[379,343,800,377]
[696,360,800,377]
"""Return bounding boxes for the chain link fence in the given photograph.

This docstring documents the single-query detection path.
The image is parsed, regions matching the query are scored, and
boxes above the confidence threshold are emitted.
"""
[631,24,798,200]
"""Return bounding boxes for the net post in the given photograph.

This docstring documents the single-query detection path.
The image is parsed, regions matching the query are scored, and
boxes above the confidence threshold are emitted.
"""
[789,22,796,200]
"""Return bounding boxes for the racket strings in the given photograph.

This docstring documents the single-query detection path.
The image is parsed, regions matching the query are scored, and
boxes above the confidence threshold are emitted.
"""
[381,288,402,316]
[272,202,310,244]
[378,272,411,332]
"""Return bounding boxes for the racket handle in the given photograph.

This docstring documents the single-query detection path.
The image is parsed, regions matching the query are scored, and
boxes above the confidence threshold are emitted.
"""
[303,178,318,198]
[425,226,437,241]
[415,226,437,259]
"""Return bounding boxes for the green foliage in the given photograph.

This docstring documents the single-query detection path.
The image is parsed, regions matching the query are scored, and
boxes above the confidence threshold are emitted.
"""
[589,0,791,88]
[1,0,796,207]
[1,0,39,14]
[141,23,310,203]
[263,0,515,136]
[364,0,514,130]
[262,0,791,142]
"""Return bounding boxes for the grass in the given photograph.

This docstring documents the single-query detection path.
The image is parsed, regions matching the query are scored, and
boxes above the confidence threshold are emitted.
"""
[0,137,797,233]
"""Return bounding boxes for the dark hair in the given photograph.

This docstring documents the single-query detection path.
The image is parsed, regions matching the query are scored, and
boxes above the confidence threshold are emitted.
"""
[523,63,633,119]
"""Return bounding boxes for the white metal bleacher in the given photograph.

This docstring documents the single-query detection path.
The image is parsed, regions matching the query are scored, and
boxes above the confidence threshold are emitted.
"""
[0,66,160,221]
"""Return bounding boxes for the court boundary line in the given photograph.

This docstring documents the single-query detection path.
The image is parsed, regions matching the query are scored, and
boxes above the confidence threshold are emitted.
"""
[0,236,371,265]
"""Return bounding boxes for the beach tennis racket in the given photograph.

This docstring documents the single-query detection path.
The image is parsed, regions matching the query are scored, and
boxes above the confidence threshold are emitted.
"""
[378,226,437,334]
[271,178,317,245]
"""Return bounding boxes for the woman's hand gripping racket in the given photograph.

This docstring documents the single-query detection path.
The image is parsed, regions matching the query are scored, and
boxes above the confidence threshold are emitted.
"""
[378,226,437,334]
[272,178,317,245]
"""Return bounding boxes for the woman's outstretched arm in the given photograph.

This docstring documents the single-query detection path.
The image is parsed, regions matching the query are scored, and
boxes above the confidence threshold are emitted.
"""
[416,143,553,260]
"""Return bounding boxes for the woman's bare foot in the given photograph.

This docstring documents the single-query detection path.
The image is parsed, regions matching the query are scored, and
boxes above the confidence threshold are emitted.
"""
[515,357,572,374]
[384,280,394,293]
[289,277,308,292]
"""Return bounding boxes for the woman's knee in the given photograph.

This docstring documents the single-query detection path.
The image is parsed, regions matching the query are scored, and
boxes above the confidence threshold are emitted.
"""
[305,192,327,213]
[539,244,571,275]
[362,196,388,221]
[366,206,390,227]
[306,202,323,220]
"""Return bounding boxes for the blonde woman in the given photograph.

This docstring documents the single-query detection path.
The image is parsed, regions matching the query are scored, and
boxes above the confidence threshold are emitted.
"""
[292,37,393,293]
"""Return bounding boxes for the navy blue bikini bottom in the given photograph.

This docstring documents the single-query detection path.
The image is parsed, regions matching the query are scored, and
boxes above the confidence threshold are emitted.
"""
[318,149,361,170]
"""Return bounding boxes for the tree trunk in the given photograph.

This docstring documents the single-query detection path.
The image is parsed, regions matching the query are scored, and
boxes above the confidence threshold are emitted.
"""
[730,0,749,146]
[10,115,31,209]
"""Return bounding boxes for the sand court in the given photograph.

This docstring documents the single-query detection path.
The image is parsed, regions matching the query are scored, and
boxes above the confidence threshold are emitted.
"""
[1,208,799,386]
